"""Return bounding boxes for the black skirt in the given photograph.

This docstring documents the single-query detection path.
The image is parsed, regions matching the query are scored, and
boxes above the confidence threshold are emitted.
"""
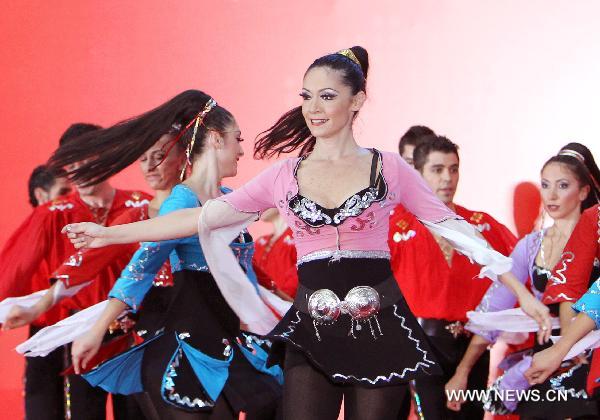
[95,270,282,413]
[267,258,441,387]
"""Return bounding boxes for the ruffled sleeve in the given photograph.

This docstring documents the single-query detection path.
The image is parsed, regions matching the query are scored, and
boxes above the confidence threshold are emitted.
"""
[216,160,288,214]
[466,234,535,341]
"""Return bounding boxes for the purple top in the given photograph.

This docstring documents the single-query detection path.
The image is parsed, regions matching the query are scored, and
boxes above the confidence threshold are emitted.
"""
[467,230,544,341]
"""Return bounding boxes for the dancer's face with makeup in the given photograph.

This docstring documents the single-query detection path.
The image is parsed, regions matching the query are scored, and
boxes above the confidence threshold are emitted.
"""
[540,162,589,219]
[300,66,365,139]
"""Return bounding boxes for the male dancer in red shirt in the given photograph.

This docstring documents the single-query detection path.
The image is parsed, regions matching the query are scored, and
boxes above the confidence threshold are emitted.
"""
[0,123,151,420]
[389,135,517,419]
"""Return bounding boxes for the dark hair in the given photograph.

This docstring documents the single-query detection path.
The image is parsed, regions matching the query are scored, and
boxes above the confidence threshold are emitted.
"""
[398,125,435,155]
[48,90,233,186]
[413,135,460,172]
[58,123,102,146]
[254,46,369,159]
[28,165,65,207]
[541,142,600,211]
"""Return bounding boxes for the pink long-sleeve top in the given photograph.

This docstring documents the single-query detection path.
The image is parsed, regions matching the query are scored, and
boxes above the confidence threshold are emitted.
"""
[218,150,459,260]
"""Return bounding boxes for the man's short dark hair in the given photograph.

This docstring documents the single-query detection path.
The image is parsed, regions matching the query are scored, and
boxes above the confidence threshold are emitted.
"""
[413,135,460,172]
[28,165,65,207]
[398,125,435,155]
[58,123,102,146]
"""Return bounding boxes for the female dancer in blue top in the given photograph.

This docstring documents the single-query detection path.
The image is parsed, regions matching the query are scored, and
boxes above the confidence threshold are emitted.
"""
[49,90,283,420]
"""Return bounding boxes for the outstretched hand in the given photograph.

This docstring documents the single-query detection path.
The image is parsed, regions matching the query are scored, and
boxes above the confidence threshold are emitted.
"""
[524,346,563,385]
[62,223,109,249]
[2,305,39,330]
[445,371,468,411]
[71,330,104,374]
[519,293,552,344]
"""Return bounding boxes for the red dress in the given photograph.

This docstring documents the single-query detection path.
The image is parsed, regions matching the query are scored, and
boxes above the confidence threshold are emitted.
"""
[0,189,152,326]
[252,227,298,298]
[388,204,517,322]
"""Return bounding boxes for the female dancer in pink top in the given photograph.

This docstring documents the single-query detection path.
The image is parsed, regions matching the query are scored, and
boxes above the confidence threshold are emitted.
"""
[62,46,550,419]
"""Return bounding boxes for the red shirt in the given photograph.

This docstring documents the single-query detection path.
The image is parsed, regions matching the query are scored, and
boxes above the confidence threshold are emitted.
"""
[388,204,517,322]
[0,189,152,326]
[252,228,298,298]
[543,204,600,304]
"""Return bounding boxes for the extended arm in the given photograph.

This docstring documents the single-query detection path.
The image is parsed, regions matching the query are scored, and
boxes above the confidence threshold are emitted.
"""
[66,202,254,249]
[446,335,490,411]
[64,207,202,248]
[71,298,128,373]
[525,278,600,384]
[524,311,596,385]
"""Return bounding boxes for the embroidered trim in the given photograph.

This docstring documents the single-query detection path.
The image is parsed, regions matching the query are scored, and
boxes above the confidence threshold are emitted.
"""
[125,198,150,208]
[330,305,436,384]
[549,359,589,399]
[64,251,83,267]
[274,310,302,339]
[288,149,388,228]
[297,249,390,266]
[273,308,435,385]
[49,202,74,211]
[549,252,575,286]
[161,335,215,410]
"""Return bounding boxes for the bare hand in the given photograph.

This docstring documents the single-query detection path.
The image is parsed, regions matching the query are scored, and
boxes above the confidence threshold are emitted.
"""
[519,293,552,344]
[445,371,468,411]
[524,346,563,385]
[62,222,108,249]
[71,331,103,374]
[2,305,39,330]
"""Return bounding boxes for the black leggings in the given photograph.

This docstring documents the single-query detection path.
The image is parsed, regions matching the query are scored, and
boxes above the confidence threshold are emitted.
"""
[138,334,236,420]
[282,346,408,420]
[138,335,279,420]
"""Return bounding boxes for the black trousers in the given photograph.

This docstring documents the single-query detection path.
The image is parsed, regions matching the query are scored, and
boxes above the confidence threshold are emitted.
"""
[24,327,65,420]
[25,325,146,420]
[413,331,489,420]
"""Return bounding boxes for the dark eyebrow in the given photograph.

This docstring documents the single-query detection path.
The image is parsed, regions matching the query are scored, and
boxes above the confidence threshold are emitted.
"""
[430,164,444,169]
[301,88,340,94]
[541,178,571,183]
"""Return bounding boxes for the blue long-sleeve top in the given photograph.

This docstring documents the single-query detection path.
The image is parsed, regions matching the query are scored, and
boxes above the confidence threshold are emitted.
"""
[109,184,258,311]
[573,279,600,329]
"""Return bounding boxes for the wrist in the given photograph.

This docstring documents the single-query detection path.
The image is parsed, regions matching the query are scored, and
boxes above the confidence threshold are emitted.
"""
[90,323,108,338]
[454,365,471,377]
[29,303,46,319]
[553,339,574,358]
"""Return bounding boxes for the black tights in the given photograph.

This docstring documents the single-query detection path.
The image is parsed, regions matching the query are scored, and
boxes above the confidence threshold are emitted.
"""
[134,392,236,420]
[282,346,408,420]
[138,334,237,420]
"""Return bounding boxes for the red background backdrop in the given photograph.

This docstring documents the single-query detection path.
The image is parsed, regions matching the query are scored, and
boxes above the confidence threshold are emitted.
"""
[1,1,599,417]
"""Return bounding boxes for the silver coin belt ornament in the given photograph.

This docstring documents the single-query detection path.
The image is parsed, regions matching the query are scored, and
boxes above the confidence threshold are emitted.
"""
[307,286,383,341]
